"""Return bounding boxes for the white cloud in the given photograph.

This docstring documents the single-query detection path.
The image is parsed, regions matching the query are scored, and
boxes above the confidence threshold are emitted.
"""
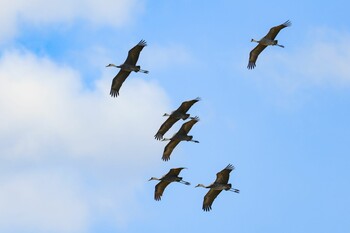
[0,171,88,233]
[0,50,170,231]
[259,29,350,91]
[0,0,144,42]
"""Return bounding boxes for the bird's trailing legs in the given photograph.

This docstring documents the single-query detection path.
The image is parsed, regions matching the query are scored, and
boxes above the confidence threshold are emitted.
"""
[161,138,199,143]
[228,188,240,193]
[179,180,191,185]
[139,69,149,74]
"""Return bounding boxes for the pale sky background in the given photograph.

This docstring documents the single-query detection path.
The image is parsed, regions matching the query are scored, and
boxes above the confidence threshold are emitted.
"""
[0,1,349,233]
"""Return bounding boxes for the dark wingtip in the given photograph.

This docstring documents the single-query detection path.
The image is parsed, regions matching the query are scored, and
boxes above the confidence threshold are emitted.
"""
[139,39,147,47]
[191,116,200,121]
[226,164,235,171]
[110,90,119,97]
[203,206,212,212]
[284,20,292,27]
[247,62,256,69]
[154,133,163,140]
[162,156,170,161]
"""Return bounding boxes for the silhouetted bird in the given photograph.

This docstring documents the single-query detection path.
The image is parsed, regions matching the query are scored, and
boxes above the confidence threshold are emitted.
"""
[149,167,190,201]
[161,117,200,161]
[196,164,239,211]
[154,97,200,140]
[248,20,291,69]
[106,40,149,97]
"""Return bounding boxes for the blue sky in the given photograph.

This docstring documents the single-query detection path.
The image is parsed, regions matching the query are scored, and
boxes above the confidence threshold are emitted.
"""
[0,0,349,233]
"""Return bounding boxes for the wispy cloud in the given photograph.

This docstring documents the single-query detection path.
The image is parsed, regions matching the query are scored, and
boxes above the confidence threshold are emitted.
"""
[0,0,144,42]
[261,28,350,91]
[0,171,89,233]
[0,49,169,232]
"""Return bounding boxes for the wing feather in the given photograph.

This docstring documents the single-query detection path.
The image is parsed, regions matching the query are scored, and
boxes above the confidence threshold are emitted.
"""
[162,139,181,161]
[124,40,147,65]
[110,70,131,97]
[215,164,234,184]
[177,97,201,113]
[202,189,222,211]
[154,116,179,140]
[167,167,186,176]
[178,117,199,134]
[247,44,267,69]
[154,181,171,201]
[264,20,291,40]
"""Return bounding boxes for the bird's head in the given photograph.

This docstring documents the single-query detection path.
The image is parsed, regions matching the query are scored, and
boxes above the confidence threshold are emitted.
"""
[148,177,158,181]
[163,113,170,117]
[106,63,119,68]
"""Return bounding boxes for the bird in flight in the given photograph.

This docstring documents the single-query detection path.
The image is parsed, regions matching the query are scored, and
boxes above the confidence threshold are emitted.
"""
[161,117,200,161]
[149,167,190,201]
[248,20,291,69]
[106,40,149,97]
[154,97,200,140]
[196,164,239,211]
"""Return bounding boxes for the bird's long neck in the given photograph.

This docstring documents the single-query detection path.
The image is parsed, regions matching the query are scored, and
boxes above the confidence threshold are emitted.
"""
[149,177,161,181]
[196,184,208,188]
[106,63,119,68]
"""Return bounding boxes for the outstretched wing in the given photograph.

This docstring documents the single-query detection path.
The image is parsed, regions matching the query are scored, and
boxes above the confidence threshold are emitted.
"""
[202,189,222,211]
[167,167,186,176]
[124,40,147,65]
[154,116,180,140]
[247,44,267,69]
[162,139,181,161]
[110,70,131,97]
[176,97,201,113]
[154,180,171,201]
[264,20,291,40]
[215,164,234,184]
[178,117,200,134]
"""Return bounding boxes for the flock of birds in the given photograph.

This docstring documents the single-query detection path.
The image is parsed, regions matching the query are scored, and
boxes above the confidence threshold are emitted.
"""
[106,20,292,211]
